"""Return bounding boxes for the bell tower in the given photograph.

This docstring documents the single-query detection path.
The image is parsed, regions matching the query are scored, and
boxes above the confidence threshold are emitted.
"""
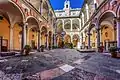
[63,0,70,16]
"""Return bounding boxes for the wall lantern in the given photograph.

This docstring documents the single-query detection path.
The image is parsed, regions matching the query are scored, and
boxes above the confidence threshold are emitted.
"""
[0,15,3,21]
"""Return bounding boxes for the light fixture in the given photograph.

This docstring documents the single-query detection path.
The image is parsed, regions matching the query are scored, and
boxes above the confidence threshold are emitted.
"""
[0,15,3,21]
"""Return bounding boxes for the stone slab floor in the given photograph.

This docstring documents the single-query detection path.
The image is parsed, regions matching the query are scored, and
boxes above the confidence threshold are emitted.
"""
[0,49,120,80]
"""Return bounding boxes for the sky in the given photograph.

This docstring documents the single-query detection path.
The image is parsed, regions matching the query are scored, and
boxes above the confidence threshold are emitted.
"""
[50,0,84,10]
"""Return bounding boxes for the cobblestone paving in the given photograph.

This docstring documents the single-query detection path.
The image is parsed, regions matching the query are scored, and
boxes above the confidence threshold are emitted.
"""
[0,49,120,80]
[53,68,114,80]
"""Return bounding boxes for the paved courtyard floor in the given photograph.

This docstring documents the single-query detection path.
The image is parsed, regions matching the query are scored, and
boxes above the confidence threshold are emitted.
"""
[0,49,120,80]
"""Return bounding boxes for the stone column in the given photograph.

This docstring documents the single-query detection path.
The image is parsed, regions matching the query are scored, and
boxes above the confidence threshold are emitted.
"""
[62,20,65,31]
[82,13,84,26]
[37,30,40,50]
[53,34,57,46]
[79,19,81,30]
[116,17,120,48]
[23,23,28,48]
[45,34,48,49]
[71,19,73,31]
[10,27,13,51]
[96,28,100,48]
[86,4,89,20]
[87,31,91,49]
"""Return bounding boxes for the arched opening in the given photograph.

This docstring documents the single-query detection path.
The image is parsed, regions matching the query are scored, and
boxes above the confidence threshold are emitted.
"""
[41,26,47,47]
[57,20,63,34]
[64,19,71,31]
[99,12,116,51]
[89,24,97,48]
[0,1,24,51]
[28,27,38,49]
[26,17,39,49]
[72,19,79,31]
[72,34,79,47]
[64,34,71,43]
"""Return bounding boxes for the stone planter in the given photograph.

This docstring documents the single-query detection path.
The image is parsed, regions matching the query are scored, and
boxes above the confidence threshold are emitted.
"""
[111,52,117,58]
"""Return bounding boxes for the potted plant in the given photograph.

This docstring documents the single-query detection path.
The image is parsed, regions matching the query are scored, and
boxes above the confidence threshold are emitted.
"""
[109,46,117,58]
[70,43,73,49]
[40,45,44,52]
[24,45,31,55]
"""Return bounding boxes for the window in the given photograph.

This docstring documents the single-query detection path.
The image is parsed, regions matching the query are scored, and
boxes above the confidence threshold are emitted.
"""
[73,13,75,15]
[59,14,62,16]
[66,5,68,8]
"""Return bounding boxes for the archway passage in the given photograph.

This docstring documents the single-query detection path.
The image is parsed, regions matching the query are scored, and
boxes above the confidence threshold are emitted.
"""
[57,20,63,34]
[99,12,116,50]
[89,24,97,48]
[0,1,24,51]
[64,34,71,43]
[90,27,97,48]
[72,19,79,31]
[28,27,38,49]
[72,34,79,47]
[26,17,39,49]
[41,26,47,47]
[64,19,71,31]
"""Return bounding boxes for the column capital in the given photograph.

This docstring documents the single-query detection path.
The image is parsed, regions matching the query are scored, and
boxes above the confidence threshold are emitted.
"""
[37,30,40,33]
[87,33,92,35]
[114,17,120,22]
[96,28,100,31]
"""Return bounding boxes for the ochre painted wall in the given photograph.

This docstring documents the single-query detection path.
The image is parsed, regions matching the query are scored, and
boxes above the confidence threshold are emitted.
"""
[13,24,22,50]
[101,26,114,46]
[0,17,10,49]
[29,29,38,47]
[90,29,97,48]
[41,34,46,45]
[64,35,71,43]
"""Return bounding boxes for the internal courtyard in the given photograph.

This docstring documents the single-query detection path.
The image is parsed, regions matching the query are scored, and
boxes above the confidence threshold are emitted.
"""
[0,0,120,80]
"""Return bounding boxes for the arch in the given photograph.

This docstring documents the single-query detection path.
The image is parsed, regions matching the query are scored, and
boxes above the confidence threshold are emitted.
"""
[72,19,79,30]
[64,19,71,29]
[0,1,25,51]
[26,16,39,29]
[41,26,47,34]
[64,34,71,43]
[116,5,120,17]
[9,0,25,21]
[98,10,116,25]
[56,20,63,33]
[98,11,117,50]
[88,23,96,32]
[72,34,80,47]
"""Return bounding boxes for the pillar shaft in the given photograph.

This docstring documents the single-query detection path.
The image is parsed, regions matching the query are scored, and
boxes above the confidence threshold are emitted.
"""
[38,31,40,49]
[71,20,73,31]
[88,32,91,49]
[10,27,13,51]
[62,20,65,31]
[23,23,27,48]
[97,28,100,48]
[117,17,120,48]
